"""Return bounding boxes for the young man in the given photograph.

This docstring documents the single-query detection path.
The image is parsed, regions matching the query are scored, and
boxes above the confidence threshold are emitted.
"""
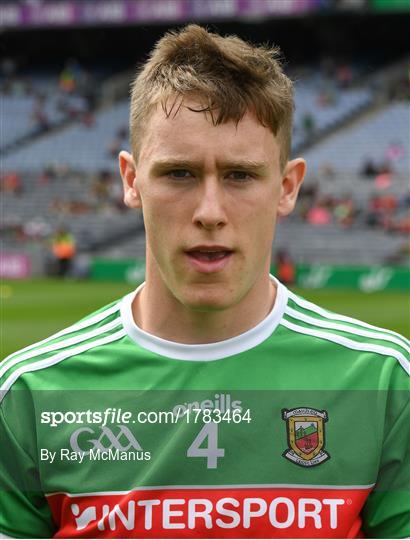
[1,25,409,539]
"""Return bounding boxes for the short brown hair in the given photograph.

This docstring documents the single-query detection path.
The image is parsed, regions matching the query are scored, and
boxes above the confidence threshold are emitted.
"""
[130,24,294,170]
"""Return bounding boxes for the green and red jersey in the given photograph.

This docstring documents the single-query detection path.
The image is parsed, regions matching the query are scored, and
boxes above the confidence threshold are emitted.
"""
[1,278,409,538]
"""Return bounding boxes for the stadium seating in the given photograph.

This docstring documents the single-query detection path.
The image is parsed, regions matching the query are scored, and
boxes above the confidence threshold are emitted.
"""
[302,102,410,172]
[1,172,143,250]
[1,76,89,150]
[2,101,129,171]
[292,79,373,148]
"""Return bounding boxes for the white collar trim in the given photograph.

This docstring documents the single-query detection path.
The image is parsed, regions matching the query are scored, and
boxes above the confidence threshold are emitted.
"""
[120,275,288,361]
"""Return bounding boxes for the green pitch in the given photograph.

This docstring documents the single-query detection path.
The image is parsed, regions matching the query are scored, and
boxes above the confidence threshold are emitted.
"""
[1,279,409,359]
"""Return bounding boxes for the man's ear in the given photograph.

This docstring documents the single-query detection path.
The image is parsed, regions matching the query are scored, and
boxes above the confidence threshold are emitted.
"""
[119,150,142,209]
[277,158,306,217]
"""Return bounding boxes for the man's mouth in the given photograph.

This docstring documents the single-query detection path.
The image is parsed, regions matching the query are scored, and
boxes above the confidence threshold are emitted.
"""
[187,250,232,262]
[184,246,234,269]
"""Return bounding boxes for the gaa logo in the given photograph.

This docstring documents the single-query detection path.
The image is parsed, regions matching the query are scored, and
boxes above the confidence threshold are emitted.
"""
[70,425,142,455]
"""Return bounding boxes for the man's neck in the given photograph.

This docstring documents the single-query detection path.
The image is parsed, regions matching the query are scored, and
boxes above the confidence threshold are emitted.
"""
[131,274,276,344]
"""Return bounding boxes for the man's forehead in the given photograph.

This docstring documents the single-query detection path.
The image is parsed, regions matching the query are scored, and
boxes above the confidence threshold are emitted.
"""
[140,100,279,164]
[147,98,265,130]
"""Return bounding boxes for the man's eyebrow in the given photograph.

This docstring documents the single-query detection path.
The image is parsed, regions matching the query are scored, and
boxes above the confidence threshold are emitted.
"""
[220,159,270,172]
[150,158,270,173]
[150,159,200,172]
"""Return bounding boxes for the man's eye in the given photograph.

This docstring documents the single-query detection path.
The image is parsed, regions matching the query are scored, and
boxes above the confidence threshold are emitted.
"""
[168,170,192,179]
[228,171,252,181]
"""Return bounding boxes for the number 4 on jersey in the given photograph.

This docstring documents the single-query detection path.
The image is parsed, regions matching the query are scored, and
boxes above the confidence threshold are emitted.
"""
[187,422,225,469]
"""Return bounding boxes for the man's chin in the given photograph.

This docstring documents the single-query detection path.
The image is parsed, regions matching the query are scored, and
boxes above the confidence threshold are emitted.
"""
[177,285,237,313]
[186,301,231,313]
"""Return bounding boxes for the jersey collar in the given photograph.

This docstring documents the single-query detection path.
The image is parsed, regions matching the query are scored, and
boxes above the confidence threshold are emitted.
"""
[120,275,288,361]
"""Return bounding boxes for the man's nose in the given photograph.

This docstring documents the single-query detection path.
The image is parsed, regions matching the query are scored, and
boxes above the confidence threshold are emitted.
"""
[192,177,228,230]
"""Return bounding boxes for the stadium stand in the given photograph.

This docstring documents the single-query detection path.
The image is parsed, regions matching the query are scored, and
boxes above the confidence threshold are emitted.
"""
[2,101,129,172]
[1,171,143,251]
[303,102,410,172]
[0,58,105,153]
[292,77,373,148]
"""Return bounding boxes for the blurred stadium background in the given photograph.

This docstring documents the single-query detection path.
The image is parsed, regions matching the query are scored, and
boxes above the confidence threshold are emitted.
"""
[1,0,409,357]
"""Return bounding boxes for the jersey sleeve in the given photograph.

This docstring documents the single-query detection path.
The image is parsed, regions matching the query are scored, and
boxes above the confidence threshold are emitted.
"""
[0,403,56,538]
[361,384,410,538]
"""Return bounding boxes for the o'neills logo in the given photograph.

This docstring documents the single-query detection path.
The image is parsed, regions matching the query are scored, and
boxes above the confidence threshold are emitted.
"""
[282,408,330,467]
[172,393,242,417]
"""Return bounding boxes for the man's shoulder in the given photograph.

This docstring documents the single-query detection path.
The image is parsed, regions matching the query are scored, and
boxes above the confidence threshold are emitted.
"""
[0,297,126,399]
[281,287,409,377]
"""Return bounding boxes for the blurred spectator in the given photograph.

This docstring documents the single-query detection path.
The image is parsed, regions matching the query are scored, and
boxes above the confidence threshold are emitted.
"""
[317,87,337,107]
[385,141,404,162]
[23,217,51,241]
[297,182,319,219]
[59,68,76,93]
[336,64,353,89]
[399,193,410,210]
[1,172,22,195]
[392,215,410,234]
[32,95,49,133]
[82,111,95,127]
[374,171,392,190]
[360,158,378,178]
[334,196,355,229]
[59,59,83,93]
[275,249,296,286]
[376,194,398,213]
[302,112,315,138]
[79,69,98,112]
[307,201,332,226]
[366,194,399,231]
[51,228,76,277]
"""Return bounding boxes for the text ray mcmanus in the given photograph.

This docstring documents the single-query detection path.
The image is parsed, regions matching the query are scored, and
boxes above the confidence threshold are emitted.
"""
[40,448,151,464]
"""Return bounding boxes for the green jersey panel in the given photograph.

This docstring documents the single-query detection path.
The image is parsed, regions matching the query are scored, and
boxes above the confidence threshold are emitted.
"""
[1,280,409,538]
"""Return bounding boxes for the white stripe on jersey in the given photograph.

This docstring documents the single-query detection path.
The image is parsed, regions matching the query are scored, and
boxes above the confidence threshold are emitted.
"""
[3,302,121,364]
[287,289,409,349]
[280,317,410,375]
[0,317,122,379]
[285,306,410,354]
[0,329,126,403]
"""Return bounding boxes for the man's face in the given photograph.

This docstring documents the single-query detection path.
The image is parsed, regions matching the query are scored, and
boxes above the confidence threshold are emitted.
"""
[121,98,305,312]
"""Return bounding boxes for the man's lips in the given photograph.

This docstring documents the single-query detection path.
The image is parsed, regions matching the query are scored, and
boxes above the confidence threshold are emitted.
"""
[184,246,234,272]
[185,246,233,261]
